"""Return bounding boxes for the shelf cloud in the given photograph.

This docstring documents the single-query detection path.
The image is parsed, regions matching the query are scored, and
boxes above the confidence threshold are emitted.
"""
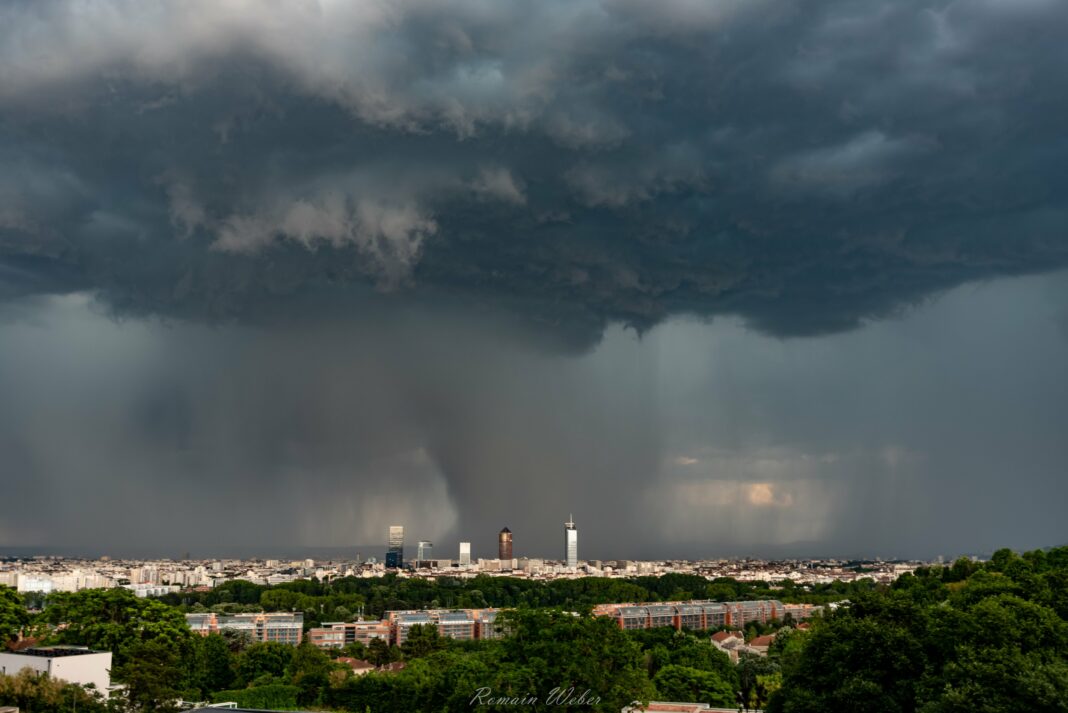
[1,0,1067,557]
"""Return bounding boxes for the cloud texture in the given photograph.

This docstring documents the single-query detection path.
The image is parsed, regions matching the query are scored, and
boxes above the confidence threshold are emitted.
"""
[2,0,1066,340]
[2,0,1068,558]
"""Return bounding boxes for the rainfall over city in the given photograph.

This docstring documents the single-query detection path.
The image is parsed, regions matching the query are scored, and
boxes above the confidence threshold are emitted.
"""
[1,1,1067,712]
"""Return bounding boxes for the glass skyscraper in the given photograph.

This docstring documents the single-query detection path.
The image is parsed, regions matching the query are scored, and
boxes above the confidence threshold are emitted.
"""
[565,514,578,568]
[386,525,404,568]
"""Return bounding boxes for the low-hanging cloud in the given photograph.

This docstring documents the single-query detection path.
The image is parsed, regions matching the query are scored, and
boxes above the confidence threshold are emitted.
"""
[1,0,1066,341]
[2,1,1068,559]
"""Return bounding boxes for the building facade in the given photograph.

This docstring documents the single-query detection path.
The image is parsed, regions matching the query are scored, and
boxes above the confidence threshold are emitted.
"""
[386,525,404,568]
[307,620,391,648]
[310,609,505,648]
[185,612,303,644]
[498,528,513,561]
[416,541,433,562]
[564,515,578,568]
[594,599,806,632]
[0,647,112,692]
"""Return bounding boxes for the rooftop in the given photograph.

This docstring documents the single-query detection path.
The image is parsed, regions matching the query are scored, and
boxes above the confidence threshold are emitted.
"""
[7,646,106,658]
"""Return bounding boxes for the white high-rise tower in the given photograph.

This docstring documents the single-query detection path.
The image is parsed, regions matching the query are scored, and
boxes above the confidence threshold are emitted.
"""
[565,514,578,568]
[459,541,472,565]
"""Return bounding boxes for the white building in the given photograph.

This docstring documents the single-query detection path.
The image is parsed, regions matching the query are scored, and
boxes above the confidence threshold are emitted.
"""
[0,647,112,693]
[417,541,433,562]
[459,542,472,566]
[565,515,578,568]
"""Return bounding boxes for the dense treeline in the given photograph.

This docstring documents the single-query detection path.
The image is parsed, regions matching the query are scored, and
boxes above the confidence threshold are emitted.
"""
[769,547,1068,712]
[4,547,1067,712]
[156,571,870,628]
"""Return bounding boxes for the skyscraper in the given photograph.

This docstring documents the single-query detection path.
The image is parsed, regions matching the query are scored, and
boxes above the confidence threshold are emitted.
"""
[498,527,513,561]
[417,540,433,562]
[459,541,472,565]
[565,514,578,568]
[386,525,404,568]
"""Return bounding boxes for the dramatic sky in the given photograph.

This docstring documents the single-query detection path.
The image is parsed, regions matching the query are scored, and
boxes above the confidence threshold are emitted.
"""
[1,0,1066,560]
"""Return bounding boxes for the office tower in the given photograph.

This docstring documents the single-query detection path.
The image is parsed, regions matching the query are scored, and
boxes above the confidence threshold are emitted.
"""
[386,525,404,568]
[417,541,433,562]
[498,527,513,561]
[565,514,578,568]
[459,541,472,565]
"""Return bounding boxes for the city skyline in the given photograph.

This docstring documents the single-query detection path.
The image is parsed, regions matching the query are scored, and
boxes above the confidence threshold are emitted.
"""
[1,0,1067,560]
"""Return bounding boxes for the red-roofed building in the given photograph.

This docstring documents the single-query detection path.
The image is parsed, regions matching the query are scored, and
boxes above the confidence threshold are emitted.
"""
[335,657,376,676]
[747,634,776,653]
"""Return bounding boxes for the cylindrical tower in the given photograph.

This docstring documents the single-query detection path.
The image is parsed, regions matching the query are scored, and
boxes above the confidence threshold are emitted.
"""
[498,527,513,560]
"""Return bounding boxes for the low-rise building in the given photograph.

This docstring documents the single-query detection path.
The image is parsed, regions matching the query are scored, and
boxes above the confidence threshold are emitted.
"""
[0,647,112,692]
[185,612,302,644]
[307,620,390,649]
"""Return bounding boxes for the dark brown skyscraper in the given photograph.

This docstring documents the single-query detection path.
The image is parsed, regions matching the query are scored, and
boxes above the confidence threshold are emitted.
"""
[498,527,513,561]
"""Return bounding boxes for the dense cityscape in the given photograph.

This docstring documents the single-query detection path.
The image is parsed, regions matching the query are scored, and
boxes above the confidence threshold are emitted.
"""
[2,542,1066,712]
[0,519,932,596]
[4,522,1058,712]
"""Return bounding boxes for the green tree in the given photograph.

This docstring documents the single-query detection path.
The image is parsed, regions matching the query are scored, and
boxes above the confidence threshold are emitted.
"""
[0,669,111,713]
[42,588,194,668]
[112,639,187,713]
[653,664,735,707]
[498,608,655,712]
[287,641,335,706]
[235,641,294,686]
[401,623,445,659]
[193,633,235,694]
[0,586,29,645]
[367,637,394,667]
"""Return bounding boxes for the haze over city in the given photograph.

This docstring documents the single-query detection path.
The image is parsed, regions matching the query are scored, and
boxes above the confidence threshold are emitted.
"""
[2,0,1067,561]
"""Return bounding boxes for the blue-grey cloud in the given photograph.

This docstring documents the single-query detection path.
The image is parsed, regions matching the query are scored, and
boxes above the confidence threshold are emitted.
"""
[2,0,1066,343]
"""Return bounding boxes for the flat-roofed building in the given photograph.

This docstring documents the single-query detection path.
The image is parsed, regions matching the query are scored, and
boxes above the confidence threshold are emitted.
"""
[0,647,112,693]
[392,612,434,645]
[473,609,503,640]
[597,599,793,632]
[307,620,390,649]
[436,610,476,640]
[185,612,303,644]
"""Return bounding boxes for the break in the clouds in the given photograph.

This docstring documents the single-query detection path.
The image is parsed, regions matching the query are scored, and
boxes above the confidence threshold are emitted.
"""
[1,0,1067,557]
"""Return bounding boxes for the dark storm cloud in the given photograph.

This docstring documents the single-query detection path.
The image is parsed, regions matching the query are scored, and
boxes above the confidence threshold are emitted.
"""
[1,0,1066,342]
[2,274,1066,558]
[3,1,1068,559]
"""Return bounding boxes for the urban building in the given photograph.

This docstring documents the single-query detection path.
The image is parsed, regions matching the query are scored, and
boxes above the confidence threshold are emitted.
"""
[473,608,503,640]
[594,599,802,632]
[185,612,303,644]
[416,541,433,562]
[0,647,112,692]
[565,514,578,568]
[385,608,503,645]
[458,541,472,566]
[386,525,404,568]
[308,608,510,648]
[307,620,391,648]
[498,527,513,561]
